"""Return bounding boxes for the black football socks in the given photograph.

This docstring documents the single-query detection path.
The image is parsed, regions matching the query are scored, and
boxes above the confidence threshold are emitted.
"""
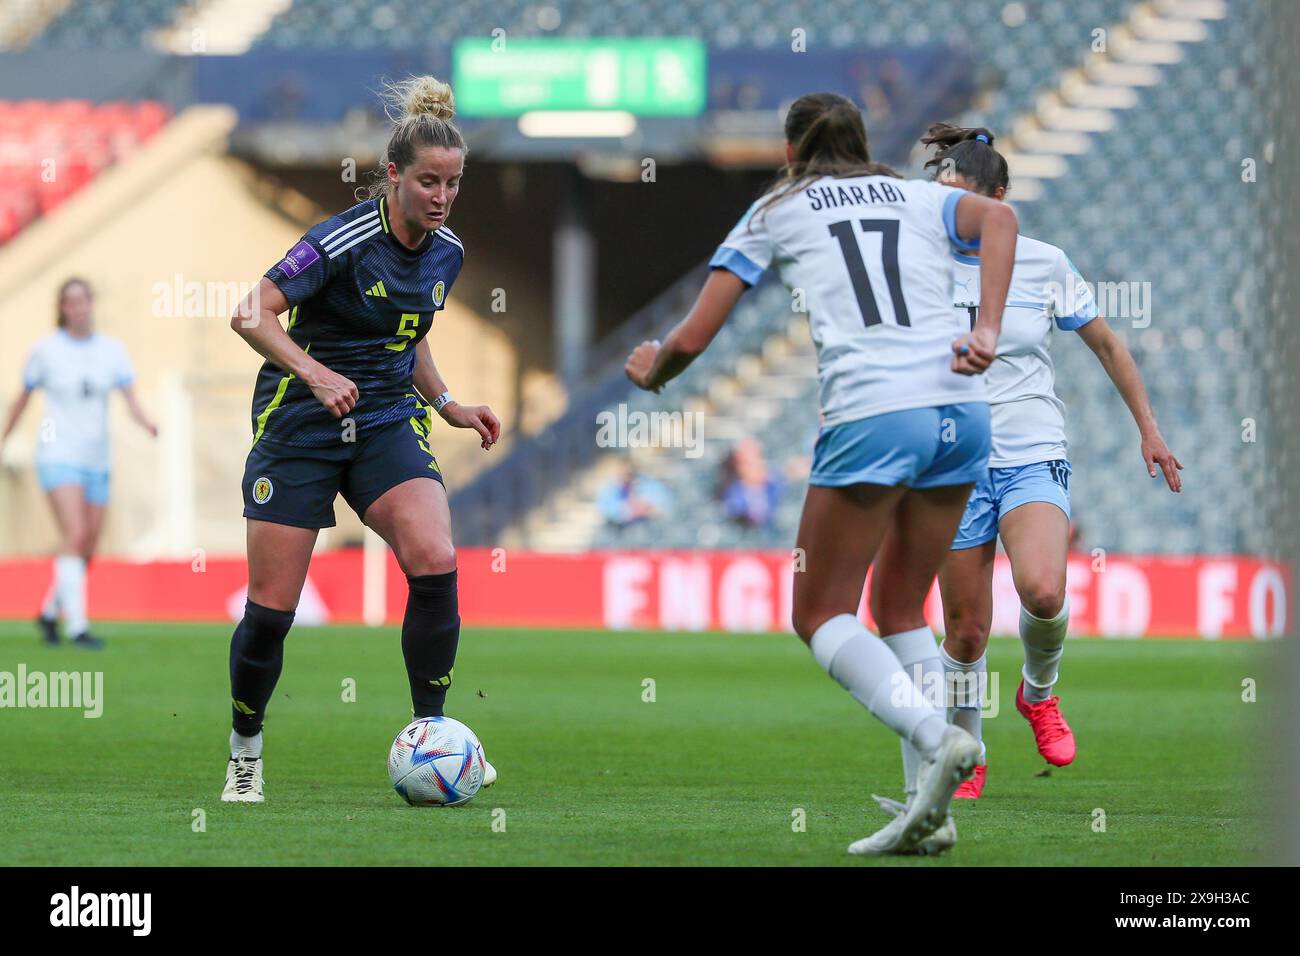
[229,599,295,736]
[403,570,461,718]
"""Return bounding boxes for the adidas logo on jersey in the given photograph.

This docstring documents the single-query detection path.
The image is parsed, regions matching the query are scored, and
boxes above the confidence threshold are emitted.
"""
[365,281,388,298]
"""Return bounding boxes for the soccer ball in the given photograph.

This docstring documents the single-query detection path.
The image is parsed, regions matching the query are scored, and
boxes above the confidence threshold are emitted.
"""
[388,716,486,807]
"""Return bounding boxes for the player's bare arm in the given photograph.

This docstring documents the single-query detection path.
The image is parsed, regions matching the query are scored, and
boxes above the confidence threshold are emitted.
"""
[951,193,1017,374]
[1076,315,1183,492]
[119,383,159,438]
[0,386,32,455]
[413,337,499,449]
[230,276,358,418]
[624,269,747,392]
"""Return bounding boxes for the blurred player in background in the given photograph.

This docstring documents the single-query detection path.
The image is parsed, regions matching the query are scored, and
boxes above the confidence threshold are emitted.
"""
[894,124,1183,801]
[0,277,157,649]
[626,92,1018,855]
[221,76,500,802]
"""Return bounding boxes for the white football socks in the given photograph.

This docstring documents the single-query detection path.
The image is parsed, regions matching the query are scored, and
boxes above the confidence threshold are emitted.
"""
[54,554,87,636]
[1020,599,1069,703]
[809,614,948,758]
[41,575,59,620]
[881,626,943,797]
[230,730,263,759]
[940,642,986,763]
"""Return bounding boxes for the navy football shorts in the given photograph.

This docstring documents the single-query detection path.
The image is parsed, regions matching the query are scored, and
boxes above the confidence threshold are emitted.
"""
[241,411,444,529]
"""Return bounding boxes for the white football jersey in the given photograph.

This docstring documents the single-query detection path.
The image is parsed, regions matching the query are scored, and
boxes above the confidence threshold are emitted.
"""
[711,175,983,427]
[950,234,1097,467]
[21,330,135,469]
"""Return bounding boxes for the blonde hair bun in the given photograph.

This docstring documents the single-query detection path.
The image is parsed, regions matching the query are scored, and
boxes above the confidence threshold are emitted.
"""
[383,75,455,122]
[367,74,466,199]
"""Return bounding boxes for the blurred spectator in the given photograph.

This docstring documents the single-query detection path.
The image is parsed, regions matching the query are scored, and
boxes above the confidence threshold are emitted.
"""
[597,464,671,528]
[720,438,783,529]
[782,450,812,482]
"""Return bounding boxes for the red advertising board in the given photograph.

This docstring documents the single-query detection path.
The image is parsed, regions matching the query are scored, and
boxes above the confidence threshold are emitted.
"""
[0,549,1288,639]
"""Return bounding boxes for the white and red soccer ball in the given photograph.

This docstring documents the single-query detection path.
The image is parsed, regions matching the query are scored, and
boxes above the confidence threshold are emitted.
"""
[387,716,486,807]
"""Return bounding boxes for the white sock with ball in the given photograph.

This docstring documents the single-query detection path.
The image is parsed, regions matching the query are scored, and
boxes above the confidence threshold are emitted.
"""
[809,614,948,759]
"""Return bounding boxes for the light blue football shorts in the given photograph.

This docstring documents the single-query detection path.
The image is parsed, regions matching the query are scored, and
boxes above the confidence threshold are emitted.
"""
[37,462,111,506]
[951,458,1072,550]
[810,402,991,489]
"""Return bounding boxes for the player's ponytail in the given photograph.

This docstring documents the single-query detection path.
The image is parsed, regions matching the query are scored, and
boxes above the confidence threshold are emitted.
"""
[920,123,1009,197]
[367,75,467,199]
[55,277,91,329]
[752,92,899,224]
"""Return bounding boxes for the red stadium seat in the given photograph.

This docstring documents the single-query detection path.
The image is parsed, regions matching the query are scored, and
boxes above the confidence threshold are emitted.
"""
[0,99,170,240]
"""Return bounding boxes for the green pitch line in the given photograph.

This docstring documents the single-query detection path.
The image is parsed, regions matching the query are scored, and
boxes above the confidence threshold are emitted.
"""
[0,621,1276,866]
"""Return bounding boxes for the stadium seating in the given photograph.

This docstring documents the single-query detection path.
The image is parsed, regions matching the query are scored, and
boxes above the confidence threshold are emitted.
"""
[1014,0,1276,556]
[247,0,1135,137]
[29,0,1134,84]
[27,0,188,47]
[19,0,1277,559]
[0,99,170,242]
[460,2,1278,558]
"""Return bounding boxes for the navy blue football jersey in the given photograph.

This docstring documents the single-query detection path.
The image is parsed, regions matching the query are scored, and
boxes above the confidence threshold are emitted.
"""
[250,194,464,447]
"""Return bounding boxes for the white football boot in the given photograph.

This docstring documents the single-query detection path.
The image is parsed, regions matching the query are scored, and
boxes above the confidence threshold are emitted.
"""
[870,794,956,855]
[848,726,978,856]
[474,736,497,789]
[478,738,496,790]
[221,755,264,803]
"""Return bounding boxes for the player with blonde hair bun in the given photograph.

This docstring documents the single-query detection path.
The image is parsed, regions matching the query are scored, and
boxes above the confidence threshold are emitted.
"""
[220,75,499,802]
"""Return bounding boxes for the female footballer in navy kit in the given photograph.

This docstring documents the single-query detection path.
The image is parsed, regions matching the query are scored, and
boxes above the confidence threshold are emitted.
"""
[221,76,500,802]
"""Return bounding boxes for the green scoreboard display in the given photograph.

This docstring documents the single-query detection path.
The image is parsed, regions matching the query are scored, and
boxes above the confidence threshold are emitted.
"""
[453,38,707,117]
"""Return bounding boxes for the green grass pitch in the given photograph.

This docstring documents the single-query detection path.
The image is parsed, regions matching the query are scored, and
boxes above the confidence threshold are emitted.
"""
[0,620,1275,866]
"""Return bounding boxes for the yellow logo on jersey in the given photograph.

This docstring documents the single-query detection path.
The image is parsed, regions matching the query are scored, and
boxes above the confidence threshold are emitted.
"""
[432,281,445,307]
[252,476,273,505]
[365,281,388,297]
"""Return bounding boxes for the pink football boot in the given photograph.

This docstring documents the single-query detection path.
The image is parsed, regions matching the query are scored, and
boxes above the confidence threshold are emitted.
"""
[953,763,987,799]
[1015,681,1076,766]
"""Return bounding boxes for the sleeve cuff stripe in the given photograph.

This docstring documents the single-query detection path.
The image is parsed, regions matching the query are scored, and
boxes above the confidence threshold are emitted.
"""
[1056,307,1098,330]
[709,246,765,286]
[943,189,980,251]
